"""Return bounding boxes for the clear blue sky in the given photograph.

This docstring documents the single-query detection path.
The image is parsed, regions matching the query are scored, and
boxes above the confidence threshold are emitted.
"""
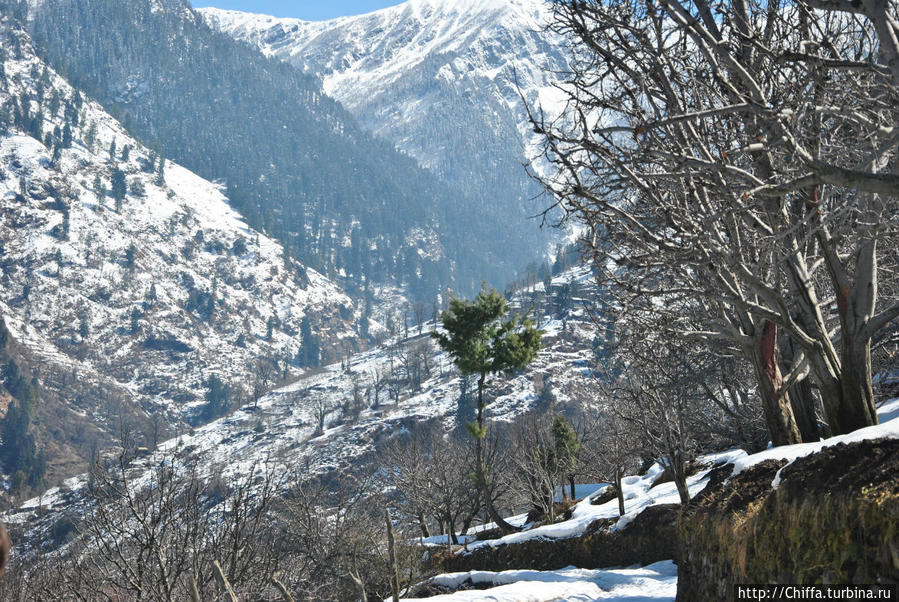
[193,1,404,20]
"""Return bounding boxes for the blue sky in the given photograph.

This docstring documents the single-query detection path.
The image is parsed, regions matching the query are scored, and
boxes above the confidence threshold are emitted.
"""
[193,1,404,20]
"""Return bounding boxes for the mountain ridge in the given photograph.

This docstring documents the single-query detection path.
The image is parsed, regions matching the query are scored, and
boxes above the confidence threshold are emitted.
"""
[200,0,568,257]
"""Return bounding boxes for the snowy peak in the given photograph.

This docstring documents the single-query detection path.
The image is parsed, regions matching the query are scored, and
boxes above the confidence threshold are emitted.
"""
[201,0,565,255]
[201,0,555,99]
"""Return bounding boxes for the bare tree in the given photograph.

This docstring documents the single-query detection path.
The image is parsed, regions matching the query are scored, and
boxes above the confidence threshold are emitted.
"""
[383,425,479,545]
[310,395,333,436]
[252,357,277,408]
[277,470,421,602]
[534,0,899,444]
[509,415,570,523]
[370,369,386,409]
[413,302,427,336]
[53,445,286,601]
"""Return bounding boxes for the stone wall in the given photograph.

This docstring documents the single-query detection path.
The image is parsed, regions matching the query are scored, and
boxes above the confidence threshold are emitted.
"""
[677,439,899,601]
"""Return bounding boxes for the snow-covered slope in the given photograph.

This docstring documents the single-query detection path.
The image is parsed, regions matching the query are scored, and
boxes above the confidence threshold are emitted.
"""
[200,0,567,235]
[7,265,600,543]
[0,21,356,478]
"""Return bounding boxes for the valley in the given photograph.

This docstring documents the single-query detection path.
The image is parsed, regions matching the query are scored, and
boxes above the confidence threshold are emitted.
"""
[0,0,897,600]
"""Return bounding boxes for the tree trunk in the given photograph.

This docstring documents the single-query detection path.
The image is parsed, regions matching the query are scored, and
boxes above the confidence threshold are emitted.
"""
[385,510,400,602]
[569,476,576,501]
[271,576,297,602]
[781,332,820,442]
[447,514,459,546]
[475,373,517,533]
[752,320,802,446]
[0,522,8,581]
[615,466,625,517]
[212,560,239,602]
[670,453,690,505]
[789,377,820,442]
[839,336,878,432]
[806,351,846,435]
[418,513,430,539]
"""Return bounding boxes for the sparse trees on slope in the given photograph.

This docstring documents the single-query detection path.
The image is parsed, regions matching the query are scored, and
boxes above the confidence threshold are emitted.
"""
[433,288,542,533]
[69,448,284,601]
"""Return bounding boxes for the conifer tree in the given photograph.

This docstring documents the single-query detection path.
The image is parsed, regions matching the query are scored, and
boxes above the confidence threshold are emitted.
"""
[111,166,127,211]
[434,287,542,532]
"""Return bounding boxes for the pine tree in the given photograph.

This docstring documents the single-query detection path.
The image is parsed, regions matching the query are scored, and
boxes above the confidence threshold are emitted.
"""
[155,155,165,187]
[144,283,157,308]
[92,173,104,203]
[130,307,141,333]
[110,167,127,211]
[433,287,542,532]
[297,316,320,368]
[199,374,231,422]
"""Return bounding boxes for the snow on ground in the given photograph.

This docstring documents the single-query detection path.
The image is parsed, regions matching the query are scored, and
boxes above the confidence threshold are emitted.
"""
[732,398,899,487]
[414,400,899,601]
[463,399,899,553]
[466,448,746,552]
[401,561,678,602]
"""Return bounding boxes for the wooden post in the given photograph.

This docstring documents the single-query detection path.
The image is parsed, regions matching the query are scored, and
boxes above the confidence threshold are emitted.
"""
[386,509,400,602]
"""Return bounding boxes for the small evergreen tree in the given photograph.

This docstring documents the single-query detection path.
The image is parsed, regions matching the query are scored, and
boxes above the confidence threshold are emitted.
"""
[124,243,136,268]
[144,283,157,308]
[551,415,581,500]
[433,287,542,532]
[130,307,141,333]
[155,155,165,186]
[78,314,89,341]
[297,316,320,368]
[111,167,127,211]
[199,374,231,422]
[92,173,104,203]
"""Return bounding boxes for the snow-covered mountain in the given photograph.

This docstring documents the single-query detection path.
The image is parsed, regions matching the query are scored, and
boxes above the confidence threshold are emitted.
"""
[0,20,357,483]
[200,0,568,236]
[7,264,600,548]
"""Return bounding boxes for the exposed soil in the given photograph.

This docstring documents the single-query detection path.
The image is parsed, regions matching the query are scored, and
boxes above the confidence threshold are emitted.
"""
[677,438,899,602]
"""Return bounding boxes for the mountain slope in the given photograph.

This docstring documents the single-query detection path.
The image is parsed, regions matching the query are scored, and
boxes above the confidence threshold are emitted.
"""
[19,0,543,300]
[200,0,568,257]
[6,264,600,546]
[0,18,356,486]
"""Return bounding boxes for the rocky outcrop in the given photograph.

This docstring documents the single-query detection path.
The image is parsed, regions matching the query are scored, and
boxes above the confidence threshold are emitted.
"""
[677,439,899,601]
